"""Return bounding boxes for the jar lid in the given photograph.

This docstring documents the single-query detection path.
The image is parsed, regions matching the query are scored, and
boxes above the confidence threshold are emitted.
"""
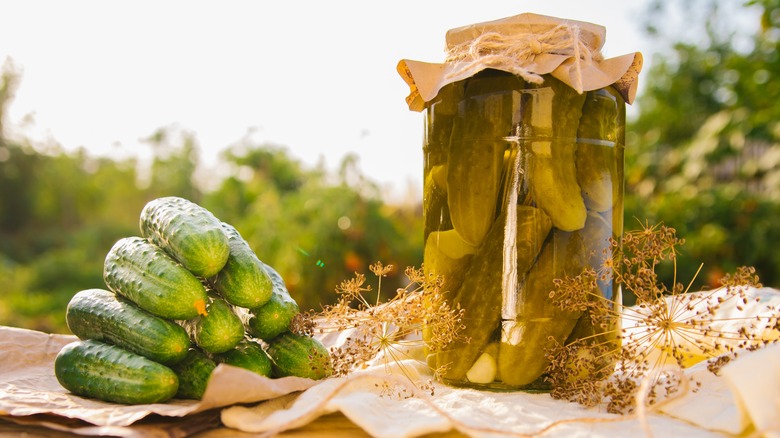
[398,12,643,111]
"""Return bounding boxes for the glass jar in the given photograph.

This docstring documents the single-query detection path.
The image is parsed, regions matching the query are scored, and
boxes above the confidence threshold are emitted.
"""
[422,69,625,391]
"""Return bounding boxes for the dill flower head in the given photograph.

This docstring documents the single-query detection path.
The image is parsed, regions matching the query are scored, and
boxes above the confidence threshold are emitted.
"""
[545,221,780,414]
[307,262,464,392]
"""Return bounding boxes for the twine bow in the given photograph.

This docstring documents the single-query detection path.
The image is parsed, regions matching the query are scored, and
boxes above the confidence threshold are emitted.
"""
[443,23,604,93]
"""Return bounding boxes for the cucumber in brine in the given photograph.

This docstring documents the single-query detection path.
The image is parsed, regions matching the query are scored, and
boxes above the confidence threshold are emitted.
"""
[576,88,624,213]
[524,76,588,232]
[447,71,524,246]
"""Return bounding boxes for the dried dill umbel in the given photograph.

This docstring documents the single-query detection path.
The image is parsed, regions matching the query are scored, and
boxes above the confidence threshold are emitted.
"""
[545,221,780,414]
[296,262,465,394]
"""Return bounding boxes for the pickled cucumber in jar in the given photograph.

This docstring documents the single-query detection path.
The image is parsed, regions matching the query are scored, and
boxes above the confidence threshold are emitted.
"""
[421,71,624,391]
[523,76,588,232]
[576,88,626,213]
[498,211,610,387]
[446,71,524,247]
[430,205,551,383]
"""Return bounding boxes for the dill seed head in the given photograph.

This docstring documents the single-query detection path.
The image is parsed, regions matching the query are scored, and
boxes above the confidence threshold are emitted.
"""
[544,220,779,415]
[309,262,464,395]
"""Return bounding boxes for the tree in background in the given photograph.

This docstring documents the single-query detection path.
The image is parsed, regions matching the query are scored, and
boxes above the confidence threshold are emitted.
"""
[144,126,202,203]
[0,59,19,149]
[626,0,780,290]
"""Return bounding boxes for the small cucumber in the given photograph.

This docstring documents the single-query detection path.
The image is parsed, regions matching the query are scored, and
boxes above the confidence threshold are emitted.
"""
[498,226,589,387]
[66,288,190,365]
[431,211,507,382]
[244,263,300,340]
[181,292,245,354]
[432,206,550,383]
[575,89,623,213]
[103,237,208,320]
[170,348,217,400]
[211,223,274,308]
[214,339,273,377]
[525,76,588,232]
[140,196,230,278]
[54,340,179,405]
[265,332,333,380]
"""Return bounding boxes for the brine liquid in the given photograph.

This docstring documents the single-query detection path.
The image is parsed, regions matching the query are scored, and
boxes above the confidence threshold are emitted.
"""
[422,70,625,390]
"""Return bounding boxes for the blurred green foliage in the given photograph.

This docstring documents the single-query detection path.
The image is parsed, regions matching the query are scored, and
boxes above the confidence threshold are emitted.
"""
[626,0,780,291]
[2,0,780,333]
[0,121,422,333]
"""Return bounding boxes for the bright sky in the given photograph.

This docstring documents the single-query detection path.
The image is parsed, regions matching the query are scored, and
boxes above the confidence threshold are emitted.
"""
[1,1,651,203]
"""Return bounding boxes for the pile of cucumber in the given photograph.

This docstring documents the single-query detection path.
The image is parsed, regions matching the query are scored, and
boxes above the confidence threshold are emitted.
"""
[54,196,333,405]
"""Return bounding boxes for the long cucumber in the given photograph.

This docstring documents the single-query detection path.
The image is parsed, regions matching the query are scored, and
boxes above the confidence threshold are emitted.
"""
[211,223,274,308]
[103,237,208,320]
[66,288,190,365]
[140,196,230,278]
[525,76,588,232]
[446,72,524,246]
[433,204,550,382]
[55,340,179,404]
[498,212,611,386]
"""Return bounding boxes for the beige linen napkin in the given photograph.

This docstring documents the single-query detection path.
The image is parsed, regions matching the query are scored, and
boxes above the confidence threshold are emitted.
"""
[222,287,780,437]
[397,12,643,111]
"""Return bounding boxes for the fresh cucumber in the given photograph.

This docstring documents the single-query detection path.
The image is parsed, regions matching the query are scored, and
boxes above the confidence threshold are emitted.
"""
[140,196,230,278]
[181,292,244,354]
[54,340,179,405]
[103,237,208,320]
[169,347,216,400]
[66,288,190,365]
[214,339,273,377]
[265,332,333,380]
[244,263,299,340]
[211,223,273,308]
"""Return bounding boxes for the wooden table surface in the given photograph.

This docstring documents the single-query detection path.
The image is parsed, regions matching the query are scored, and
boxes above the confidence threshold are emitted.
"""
[0,411,467,437]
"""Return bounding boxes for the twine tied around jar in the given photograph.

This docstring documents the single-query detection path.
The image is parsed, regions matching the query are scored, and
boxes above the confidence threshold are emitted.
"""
[398,13,643,111]
[443,22,603,93]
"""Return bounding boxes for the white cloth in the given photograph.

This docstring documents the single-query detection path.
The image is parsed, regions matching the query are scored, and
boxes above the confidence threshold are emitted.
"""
[1,287,778,437]
[222,287,780,437]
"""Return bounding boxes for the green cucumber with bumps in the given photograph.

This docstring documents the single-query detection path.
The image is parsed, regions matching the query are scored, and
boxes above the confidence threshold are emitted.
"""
[54,340,179,404]
[214,339,273,377]
[265,332,333,380]
[103,237,209,320]
[140,196,230,278]
[170,347,217,400]
[66,288,190,365]
[525,76,588,232]
[181,292,245,354]
[575,88,623,213]
[244,263,300,340]
[498,226,589,387]
[446,73,523,246]
[432,206,551,383]
[211,223,274,308]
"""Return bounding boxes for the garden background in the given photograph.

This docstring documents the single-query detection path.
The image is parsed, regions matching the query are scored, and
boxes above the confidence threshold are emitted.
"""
[1,0,779,333]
